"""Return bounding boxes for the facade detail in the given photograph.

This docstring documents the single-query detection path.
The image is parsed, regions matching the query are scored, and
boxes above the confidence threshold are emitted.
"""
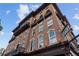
[3,3,79,56]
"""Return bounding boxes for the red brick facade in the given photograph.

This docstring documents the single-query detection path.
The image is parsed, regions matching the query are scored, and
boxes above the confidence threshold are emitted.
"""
[4,3,78,56]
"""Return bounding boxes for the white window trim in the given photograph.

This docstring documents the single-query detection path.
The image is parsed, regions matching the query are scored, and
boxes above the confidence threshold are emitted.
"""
[39,22,44,33]
[47,19,53,27]
[48,29,57,45]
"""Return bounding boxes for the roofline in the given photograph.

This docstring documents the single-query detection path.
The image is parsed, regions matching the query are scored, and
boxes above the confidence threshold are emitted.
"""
[12,3,51,32]
[12,3,64,35]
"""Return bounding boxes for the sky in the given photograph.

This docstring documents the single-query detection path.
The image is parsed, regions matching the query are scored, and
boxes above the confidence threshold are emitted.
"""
[0,3,79,49]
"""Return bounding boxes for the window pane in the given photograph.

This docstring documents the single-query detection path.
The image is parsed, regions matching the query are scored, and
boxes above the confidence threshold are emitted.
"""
[50,31,55,38]
[38,35,43,48]
[32,27,35,37]
[47,19,53,27]
[39,22,44,32]
[24,31,28,39]
[48,30,57,45]
[31,39,34,51]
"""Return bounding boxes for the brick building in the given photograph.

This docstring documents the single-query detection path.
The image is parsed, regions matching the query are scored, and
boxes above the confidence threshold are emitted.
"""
[4,3,79,56]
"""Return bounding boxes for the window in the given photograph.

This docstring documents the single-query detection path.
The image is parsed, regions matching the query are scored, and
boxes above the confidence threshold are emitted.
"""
[39,22,44,33]
[24,31,28,39]
[39,15,44,21]
[17,42,24,48]
[48,30,57,45]
[47,19,53,27]
[62,24,70,36]
[30,39,35,51]
[38,34,44,48]
[45,10,52,18]
[32,27,35,37]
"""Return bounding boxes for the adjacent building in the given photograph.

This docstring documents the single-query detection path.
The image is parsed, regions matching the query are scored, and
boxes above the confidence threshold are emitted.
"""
[4,3,79,56]
[0,48,5,56]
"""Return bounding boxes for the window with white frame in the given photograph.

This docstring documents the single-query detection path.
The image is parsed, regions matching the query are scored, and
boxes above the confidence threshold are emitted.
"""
[47,19,53,27]
[30,38,35,51]
[38,34,44,48]
[48,29,57,45]
[39,22,44,33]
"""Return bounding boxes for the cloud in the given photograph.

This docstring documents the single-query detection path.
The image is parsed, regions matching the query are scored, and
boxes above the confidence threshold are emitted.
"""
[72,25,79,31]
[0,31,4,36]
[74,8,79,10]
[73,14,79,20]
[16,4,30,24]
[6,10,11,15]
[16,4,41,24]
[30,4,41,11]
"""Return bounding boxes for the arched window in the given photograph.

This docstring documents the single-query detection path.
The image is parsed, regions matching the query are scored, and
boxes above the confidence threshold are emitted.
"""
[45,10,52,18]
[38,34,44,48]
[48,29,57,45]
[38,15,44,23]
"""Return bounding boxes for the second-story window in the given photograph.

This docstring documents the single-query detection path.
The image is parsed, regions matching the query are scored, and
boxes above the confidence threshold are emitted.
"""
[39,22,44,33]
[48,29,57,45]
[30,38,35,51]
[47,19,53,28]
[38,34,44,48]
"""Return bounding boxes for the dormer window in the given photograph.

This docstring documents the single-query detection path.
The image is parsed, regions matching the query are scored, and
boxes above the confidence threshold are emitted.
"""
[45,10,52,18]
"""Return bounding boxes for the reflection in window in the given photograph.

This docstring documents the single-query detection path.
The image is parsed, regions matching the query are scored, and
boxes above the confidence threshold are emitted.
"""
[48,29,57,45]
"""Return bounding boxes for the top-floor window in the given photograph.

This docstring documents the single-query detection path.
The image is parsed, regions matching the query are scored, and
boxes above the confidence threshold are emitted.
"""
[45,10,52,18]
[38,15,44,23]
